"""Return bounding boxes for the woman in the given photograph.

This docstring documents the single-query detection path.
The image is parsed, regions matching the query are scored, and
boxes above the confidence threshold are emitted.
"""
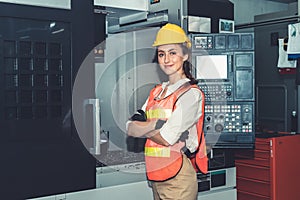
[127,23,207,200]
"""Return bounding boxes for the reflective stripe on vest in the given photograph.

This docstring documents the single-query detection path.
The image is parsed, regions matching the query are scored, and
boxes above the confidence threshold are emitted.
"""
[145,109,172,119]
[144,146,171,157]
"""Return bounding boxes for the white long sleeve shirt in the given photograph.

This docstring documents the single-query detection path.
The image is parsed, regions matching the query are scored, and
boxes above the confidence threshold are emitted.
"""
[142,78,203,153]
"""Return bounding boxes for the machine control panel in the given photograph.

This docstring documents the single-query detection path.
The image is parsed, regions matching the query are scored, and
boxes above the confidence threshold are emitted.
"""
[194,36,213,49]
[192,34,254,51]
[199,83,233,101]
[203,102,254,148]
[191,33,255,148]
[204,103,253,134]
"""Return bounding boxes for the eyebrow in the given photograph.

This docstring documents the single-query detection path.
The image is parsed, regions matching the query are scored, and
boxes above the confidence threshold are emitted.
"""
[158,48,177,52]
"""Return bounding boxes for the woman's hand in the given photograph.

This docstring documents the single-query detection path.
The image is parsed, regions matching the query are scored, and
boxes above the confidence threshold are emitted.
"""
[127,119,157,137]
[172,141,186,153]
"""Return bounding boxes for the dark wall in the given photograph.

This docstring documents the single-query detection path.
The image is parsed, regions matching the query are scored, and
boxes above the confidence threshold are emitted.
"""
[0,1,105,199]
[188,0,234,33]
[255,22,297,132]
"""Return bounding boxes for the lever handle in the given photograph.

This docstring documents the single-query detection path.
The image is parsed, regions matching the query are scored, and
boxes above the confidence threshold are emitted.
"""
[84,98,101,155]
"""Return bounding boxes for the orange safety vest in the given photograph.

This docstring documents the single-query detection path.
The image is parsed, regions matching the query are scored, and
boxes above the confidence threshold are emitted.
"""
[145,83,208,181]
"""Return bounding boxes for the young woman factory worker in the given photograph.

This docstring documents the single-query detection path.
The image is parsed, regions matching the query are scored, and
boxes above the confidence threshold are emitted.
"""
[127,23,208,200]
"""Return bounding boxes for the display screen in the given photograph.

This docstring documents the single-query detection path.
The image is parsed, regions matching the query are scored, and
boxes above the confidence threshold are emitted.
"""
[196,55,228,79]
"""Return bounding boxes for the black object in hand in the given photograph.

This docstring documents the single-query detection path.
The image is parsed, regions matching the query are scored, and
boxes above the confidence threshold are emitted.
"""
[130,109,147,121]
[128,109,147,152]
[179,130,192,158]
[155,119,166,129]
[178,130,189,142]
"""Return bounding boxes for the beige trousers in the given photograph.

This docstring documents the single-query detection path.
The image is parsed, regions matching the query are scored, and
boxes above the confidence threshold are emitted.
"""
[151,154,198,200]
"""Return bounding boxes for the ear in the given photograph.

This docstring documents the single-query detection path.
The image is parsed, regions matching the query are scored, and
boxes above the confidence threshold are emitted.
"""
[182,54,188,62]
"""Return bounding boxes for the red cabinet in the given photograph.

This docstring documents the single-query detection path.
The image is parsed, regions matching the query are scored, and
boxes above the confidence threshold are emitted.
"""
[235,134,300,200]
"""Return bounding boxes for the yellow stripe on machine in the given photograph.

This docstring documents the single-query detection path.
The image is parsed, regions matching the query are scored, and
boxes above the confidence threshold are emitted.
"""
[144,147,171,157]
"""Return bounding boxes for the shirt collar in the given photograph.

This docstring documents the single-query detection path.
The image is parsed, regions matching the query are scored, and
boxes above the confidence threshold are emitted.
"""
[161,78,190,97]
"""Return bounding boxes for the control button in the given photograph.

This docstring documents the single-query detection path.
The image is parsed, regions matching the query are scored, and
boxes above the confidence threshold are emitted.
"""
[215,124,224,132]
[206,116,211,121]
[206,125,212,131]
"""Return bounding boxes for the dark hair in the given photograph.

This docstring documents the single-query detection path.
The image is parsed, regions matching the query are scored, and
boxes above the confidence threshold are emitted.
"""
[152,44,198,85]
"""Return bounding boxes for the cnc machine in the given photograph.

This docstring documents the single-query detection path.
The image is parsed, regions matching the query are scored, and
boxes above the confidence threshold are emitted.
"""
[33,0,255,199]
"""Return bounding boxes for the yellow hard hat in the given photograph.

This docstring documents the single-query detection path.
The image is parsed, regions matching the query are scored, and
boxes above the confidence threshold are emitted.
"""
[152,23,191,48]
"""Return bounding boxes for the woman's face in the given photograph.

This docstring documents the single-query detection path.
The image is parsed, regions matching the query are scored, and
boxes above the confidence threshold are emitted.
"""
[157,44,188,77]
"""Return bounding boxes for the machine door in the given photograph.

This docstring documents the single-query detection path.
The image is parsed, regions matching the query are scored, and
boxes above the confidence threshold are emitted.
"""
[0,17,71,140]
[0,15,95,199]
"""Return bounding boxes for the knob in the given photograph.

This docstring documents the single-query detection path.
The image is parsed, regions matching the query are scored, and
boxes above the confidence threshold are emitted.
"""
[215,124,224,132]
[206,125,212,131]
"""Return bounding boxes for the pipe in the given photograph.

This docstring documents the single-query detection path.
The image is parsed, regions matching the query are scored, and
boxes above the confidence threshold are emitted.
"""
[235,15,299,30]
[298,0,300,22]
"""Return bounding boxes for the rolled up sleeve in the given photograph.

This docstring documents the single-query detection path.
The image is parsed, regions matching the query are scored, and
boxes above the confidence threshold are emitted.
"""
[159,88,202,145]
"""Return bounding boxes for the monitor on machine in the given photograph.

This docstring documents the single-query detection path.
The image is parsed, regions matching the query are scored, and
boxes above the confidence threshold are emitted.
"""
[196,54,228,80]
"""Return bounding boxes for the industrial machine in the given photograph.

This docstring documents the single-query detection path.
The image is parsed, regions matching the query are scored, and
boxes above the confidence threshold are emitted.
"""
[95,0,233,35]
[96,165,236,200]
[73,0,240,200]
[31,0,248,199]
[30,164,236,200]
[190,33,255,148]
[0,1,102,199]
[89,0,240,159]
